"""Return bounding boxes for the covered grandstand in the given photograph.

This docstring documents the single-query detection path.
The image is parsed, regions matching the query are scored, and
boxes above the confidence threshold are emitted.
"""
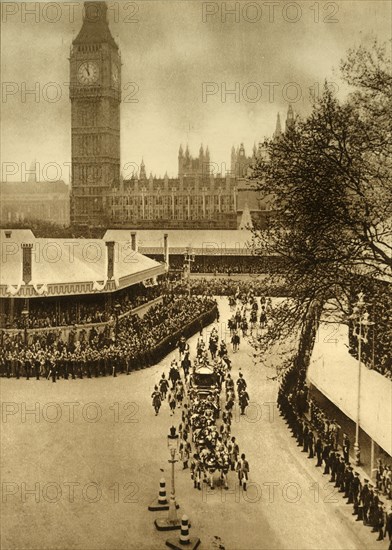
[0,228,167,328]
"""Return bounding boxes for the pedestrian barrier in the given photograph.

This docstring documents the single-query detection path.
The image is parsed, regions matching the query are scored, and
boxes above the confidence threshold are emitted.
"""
[166,515,200,550]
[148,477,179,512]
[180,515,191,544]
[135,304,218,370]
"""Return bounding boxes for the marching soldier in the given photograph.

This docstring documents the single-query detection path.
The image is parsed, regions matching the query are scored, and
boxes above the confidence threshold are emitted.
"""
[50,355,57,383]
[34,356,40,380]
[239,389,249,416]
[79,353,84,379]
[322,441,331,475]
[206,455,216,490]
[93,352,99,378]
[375,502,385,541]
[342,433,350,464]
[168,392,176,415]
[151,385,162,416]
[63,351,69,380]
[220,453,230,490]
[229,437,239,470]
[296,420,304,447]
[361,479,370,525]
[191,454,202,490]
[385,505,392,542]
[86,354,92,379]
[5,352,11,378]
[159,373,169,399]
[237,453,250,491]
[14,353,20,379]
[330,452,338,483]
[236,372,247,396]
[70,354,76,380]
[307,431,315,459]
[337,456,346,491]
[351,472,361,513]
[315,435,323,467]
[344,466,354,500]
[303,424,309,453]
[25,350,32,380]
[126,353,132,375]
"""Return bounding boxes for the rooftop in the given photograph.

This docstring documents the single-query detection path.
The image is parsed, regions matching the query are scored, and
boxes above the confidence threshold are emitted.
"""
[0,229,165,298]
[104,228,257,255]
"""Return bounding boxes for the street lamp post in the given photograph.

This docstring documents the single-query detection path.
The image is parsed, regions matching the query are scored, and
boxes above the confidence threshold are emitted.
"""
[350,292,374,466]
[155,426,181,531]
[183,247,195,298]
[21,308,29,347]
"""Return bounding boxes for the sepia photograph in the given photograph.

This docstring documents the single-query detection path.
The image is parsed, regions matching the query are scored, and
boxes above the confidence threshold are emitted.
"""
[0,1,391,549]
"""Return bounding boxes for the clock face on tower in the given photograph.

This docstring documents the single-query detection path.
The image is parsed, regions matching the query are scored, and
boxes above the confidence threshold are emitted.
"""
[77,61,99,85]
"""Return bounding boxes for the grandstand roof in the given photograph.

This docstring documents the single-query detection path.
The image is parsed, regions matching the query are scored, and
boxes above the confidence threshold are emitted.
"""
[0,229,166,298]
[104,229,258,255]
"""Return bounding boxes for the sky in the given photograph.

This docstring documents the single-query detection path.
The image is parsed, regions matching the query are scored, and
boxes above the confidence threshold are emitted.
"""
[1,0,391,182]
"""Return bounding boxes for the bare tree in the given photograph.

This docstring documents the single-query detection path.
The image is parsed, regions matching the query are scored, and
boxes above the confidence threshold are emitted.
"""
[251,40,392,373]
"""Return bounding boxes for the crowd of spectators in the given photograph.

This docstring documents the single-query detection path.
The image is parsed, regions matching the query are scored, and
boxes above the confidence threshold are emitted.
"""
[170,277,286,298]
[1,283,162,330]
[163,255,283,275]
[0,294,218,380]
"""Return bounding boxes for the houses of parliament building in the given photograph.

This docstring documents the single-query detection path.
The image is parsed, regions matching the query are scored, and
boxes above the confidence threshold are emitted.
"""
[110,142,268,230]
[69,1,292,230]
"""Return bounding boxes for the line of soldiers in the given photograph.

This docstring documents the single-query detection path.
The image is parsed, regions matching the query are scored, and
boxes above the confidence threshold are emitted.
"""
[0,296,218,382]
[0,343,164,381]
[278,375,391,543]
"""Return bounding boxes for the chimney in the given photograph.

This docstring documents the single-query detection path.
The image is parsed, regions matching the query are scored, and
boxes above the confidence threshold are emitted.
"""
[130,232,137,252]
[21,243,33,284]
[105,241,115,279]
[163,233,169,268]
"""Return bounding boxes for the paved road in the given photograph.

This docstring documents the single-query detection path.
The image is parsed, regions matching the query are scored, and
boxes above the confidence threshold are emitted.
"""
[1,297,386,550]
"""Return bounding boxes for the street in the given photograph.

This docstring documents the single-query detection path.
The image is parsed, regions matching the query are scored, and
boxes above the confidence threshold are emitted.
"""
[1,297,386,550]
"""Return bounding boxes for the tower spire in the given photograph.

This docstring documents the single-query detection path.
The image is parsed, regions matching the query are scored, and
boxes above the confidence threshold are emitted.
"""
[139,158,146,180]
[274,113,282,139]
[285,104,294,132]
[73,2,118,49]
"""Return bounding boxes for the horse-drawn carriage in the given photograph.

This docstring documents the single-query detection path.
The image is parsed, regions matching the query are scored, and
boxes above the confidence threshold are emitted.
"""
[190,363,218,399]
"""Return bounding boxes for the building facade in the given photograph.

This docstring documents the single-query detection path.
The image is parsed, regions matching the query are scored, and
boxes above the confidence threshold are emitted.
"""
[66,1,294,230]
[111,146,238,228]
[0,180,70,226]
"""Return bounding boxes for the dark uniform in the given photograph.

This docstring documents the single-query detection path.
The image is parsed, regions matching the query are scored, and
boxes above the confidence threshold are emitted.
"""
[361,480,370,525]
[322,442,331,475]
[315,436,323,466]
[342,434,350,464]
[352,473,361,514]
[308,431,314,459]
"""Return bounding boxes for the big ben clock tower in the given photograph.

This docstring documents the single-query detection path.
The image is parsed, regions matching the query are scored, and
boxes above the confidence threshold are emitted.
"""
[70,1,121,226]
